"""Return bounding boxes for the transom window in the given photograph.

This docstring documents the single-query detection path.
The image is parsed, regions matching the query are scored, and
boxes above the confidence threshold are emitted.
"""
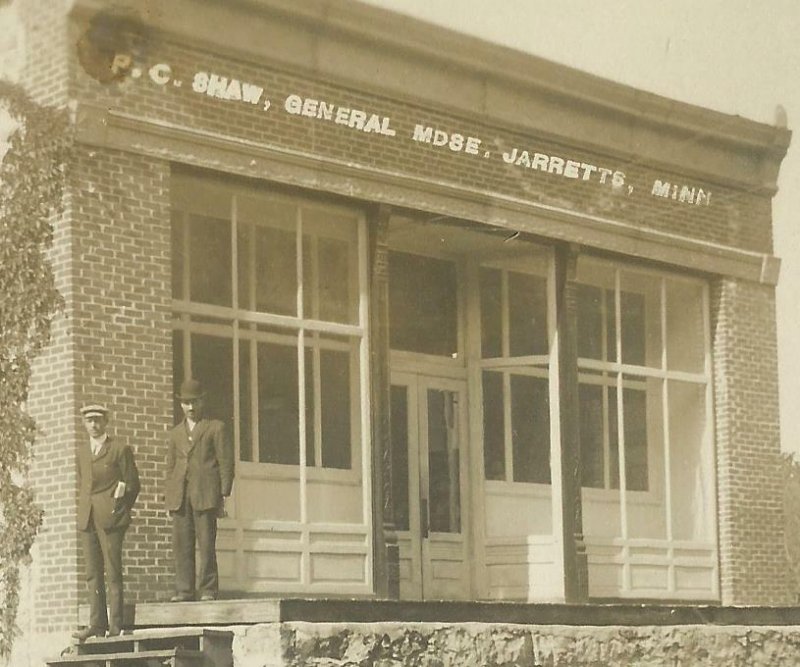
[389,251,458,358]
[171,173,365,471]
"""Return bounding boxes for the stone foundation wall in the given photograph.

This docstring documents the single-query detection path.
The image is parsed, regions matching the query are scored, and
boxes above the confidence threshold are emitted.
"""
[232,622,800,667]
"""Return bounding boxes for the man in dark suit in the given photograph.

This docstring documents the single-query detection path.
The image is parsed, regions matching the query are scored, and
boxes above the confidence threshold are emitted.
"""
[165,378,234,601]
[74,404,140,640]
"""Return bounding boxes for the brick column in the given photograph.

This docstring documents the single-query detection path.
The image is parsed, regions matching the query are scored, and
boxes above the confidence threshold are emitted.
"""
[67,146,174,603]
[711,277,791,605]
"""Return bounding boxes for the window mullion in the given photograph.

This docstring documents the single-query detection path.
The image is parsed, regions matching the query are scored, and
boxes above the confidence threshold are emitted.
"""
[615,270,629,543]
[661,277,674,546]
[314,337,323,468]
[250,338,259,463]
[501,271,512,481]
[296,208,308,533]
[503,371,513,483]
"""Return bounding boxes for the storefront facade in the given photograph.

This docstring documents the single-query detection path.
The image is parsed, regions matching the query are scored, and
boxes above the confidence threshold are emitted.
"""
[5,0,792,660]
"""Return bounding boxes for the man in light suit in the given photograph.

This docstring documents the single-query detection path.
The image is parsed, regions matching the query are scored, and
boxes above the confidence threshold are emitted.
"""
[165,378,234,602]
[74,404,140,640]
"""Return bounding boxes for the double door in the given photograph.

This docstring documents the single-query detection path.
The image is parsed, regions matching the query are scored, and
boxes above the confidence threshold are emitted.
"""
[390,372,471,600]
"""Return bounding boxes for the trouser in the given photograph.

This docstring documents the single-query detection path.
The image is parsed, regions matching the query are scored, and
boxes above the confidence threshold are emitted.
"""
[171,494,218,598]
[81,512,125,632]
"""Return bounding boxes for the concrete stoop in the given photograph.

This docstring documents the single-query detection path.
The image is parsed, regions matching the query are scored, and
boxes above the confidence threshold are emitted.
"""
[54,600,800,666]
[235,621,800,667]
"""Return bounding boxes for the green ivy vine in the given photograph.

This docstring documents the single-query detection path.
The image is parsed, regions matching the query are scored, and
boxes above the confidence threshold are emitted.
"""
[0,80,70,657]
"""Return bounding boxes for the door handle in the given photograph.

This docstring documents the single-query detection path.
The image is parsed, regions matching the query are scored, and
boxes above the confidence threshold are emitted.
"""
[420,498,429,539]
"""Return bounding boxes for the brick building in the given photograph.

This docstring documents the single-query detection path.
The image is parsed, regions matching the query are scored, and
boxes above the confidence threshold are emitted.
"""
[2,0,792,663]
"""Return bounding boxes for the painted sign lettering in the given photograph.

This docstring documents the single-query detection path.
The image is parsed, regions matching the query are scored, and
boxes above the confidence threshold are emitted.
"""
[103,56,714,208]
[284,94,396,136]
[651,180,711,205]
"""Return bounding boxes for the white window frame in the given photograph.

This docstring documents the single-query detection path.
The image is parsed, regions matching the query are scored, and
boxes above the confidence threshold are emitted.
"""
[170,173,371,487]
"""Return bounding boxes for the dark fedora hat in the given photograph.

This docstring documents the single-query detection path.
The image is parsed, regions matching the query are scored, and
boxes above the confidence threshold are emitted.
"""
[176,378,205,401]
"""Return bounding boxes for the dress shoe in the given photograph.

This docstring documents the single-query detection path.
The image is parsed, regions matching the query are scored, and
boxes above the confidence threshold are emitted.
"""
[71,626,105,641]
[199,594,216,601]
[170,594,194,602]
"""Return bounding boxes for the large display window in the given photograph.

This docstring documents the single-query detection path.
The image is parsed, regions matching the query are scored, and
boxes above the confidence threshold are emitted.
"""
[171,172,371,595]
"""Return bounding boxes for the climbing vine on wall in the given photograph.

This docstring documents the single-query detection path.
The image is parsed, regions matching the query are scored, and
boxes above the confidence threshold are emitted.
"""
[0,80,70,657]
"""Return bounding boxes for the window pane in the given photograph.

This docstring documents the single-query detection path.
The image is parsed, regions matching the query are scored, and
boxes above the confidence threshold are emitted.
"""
[304,347,314,466]
[480,267,502,358]
[511,375,550,483]
[318,237,352,323]
[605,289,617,363]
[171,212,184,299]
[390,385,410,531]
[255,226,297,316]
[666,279,705,373]
[239,341,253,461]
[389,251,458,357]
[257,341,299,464]
[509,272,548,357]
[237,223,252,309]
[621,271,662,368]
[577,285,603,360]
[320,349,351,469]
[190,334,233,425]
[189,215,232,307]
[669,380,712,540]
[302,239,313,319]
[620,291,646,366]
[172,330,184,424]
[609,387,619,489]
[622,388,648,491]
[608,385,648,491]
[482,371,505,480]
[579,383,605,488]
[427,389,460,533]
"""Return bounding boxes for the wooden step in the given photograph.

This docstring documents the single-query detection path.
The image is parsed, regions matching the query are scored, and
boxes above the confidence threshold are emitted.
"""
[75,628,232,656]
[47,647,206,667]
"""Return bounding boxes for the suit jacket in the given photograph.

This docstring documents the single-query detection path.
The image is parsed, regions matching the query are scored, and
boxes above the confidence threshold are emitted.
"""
[77,437,140,531]
[165,418,234,512]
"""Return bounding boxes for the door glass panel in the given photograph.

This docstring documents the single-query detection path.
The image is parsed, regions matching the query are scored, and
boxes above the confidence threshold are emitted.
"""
[390,385,410,531]
[427,389,461,533]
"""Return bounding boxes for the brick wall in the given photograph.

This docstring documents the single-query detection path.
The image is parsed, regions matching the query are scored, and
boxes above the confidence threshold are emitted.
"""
[26,205,80,639]
[17,0,70,106]
[23,145,173,655]
[712,277,790,604]
[68,145,174,602]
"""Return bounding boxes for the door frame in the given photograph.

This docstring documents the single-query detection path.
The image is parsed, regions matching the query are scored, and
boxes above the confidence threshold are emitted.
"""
[390,368,473,600]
